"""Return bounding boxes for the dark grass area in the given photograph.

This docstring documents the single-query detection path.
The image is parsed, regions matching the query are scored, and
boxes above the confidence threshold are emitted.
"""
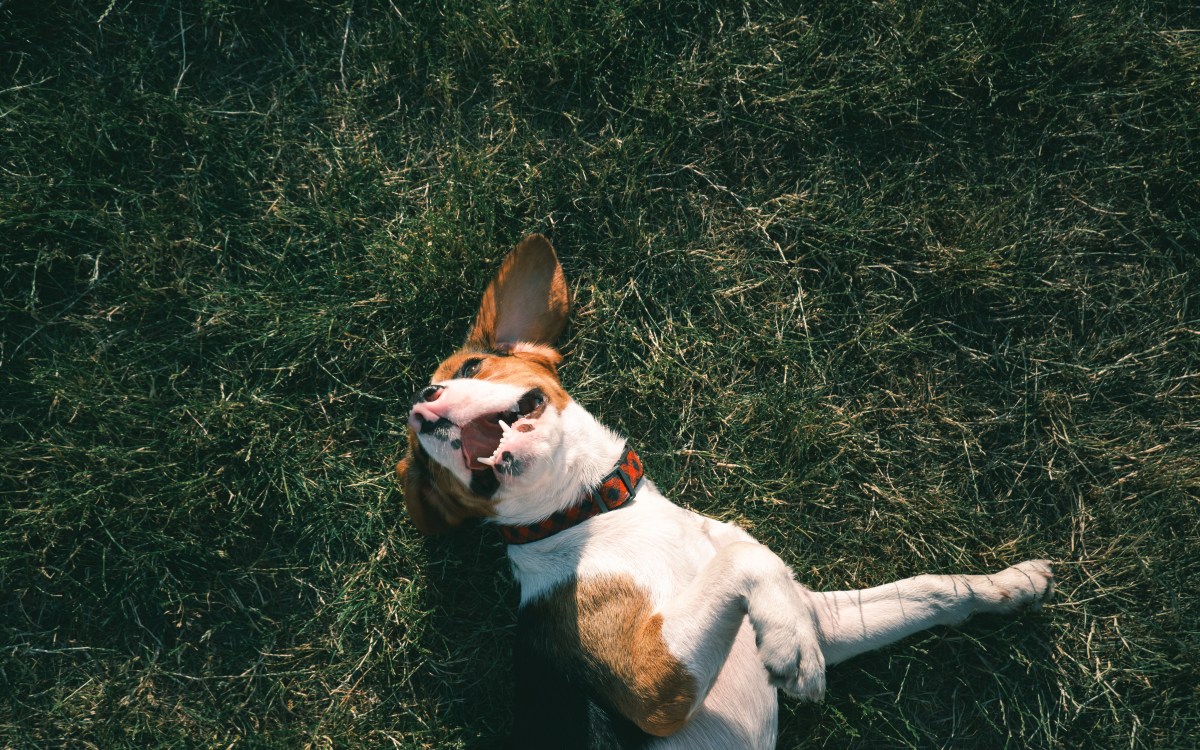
[2,1,1198,747]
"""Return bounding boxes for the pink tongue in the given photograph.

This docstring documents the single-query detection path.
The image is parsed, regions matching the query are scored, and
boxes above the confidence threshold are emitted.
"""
[460,416,504,470]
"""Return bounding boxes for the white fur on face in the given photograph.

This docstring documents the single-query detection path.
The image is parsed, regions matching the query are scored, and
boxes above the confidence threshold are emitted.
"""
[489,401,628,525]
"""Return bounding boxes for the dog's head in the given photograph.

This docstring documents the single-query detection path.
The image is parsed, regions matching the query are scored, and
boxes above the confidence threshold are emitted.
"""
[397,235,573,534]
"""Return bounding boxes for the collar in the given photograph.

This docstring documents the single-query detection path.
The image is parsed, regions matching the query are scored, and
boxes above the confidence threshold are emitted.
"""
[496,447,644,545]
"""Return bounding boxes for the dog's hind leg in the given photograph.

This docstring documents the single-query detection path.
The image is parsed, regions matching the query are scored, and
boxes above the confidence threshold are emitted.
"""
[806,560,1054,665]
[658,541,827,708]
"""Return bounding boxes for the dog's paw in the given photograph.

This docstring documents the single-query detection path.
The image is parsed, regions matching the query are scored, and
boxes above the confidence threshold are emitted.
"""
[734,543,828,702]
[993,559,1054,611]
[757,616,826,701]
[752,595,826,702]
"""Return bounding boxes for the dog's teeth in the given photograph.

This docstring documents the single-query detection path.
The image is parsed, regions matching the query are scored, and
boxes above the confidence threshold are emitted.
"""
[498,419,512,432]
[477,456,496,467]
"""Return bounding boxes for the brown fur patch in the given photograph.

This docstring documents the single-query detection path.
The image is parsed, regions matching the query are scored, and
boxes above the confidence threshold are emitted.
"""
[432,347,569,409]
[524,576,698,737]
[397,433,495,534]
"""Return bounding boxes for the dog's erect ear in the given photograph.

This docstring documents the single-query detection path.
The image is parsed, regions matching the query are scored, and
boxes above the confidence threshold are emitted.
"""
[397,457,455,536]
[467,234,570,348]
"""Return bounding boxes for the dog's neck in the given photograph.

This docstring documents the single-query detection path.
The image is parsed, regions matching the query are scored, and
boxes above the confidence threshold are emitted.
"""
[489,400,628,527]
[496,446,643,545]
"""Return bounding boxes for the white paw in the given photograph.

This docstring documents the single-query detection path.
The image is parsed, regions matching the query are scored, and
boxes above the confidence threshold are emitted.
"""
[732,542,828,701]
[751,589,827,702]
[758,620,827,701]
[995,559,1054,610]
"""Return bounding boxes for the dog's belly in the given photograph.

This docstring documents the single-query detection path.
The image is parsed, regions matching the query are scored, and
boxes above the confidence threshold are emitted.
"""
[652,618,778,750]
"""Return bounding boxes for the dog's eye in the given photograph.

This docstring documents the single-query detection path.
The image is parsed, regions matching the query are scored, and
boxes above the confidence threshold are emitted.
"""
[457,357,484,378]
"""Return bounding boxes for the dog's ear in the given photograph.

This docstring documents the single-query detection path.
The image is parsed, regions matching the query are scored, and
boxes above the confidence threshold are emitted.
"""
[396,456,455,536]
[397,454,493,535]
[467,234,570,348]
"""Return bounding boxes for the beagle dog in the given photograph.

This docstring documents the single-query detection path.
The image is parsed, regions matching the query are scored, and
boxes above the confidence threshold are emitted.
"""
[397,235,1054,749]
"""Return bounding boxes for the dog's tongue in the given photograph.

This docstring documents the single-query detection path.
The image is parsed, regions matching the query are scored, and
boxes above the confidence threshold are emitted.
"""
[460,415,503,470]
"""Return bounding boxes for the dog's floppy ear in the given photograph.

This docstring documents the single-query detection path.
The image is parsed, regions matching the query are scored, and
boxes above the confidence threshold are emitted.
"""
[396,456,455,536]
[467,234,570,348]
[397,453,493,535]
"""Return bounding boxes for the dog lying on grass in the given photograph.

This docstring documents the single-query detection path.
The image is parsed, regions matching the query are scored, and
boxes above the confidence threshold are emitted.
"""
[397,235,1053,749]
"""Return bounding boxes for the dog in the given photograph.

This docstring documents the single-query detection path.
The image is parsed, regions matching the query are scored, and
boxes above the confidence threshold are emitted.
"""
[397,235,1054,749]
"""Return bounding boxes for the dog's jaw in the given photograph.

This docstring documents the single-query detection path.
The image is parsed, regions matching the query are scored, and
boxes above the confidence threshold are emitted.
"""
[489,399,628,526]
[461,390,548,473]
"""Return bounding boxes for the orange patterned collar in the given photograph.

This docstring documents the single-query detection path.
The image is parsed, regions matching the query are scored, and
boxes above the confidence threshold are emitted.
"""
[496,448,644,545]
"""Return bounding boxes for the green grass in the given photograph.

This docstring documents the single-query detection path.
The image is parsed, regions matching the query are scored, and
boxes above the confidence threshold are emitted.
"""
[2,1,1197,747]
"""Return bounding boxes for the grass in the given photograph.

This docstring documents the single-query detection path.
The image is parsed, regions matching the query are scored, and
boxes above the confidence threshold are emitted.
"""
[2,1,1197,747]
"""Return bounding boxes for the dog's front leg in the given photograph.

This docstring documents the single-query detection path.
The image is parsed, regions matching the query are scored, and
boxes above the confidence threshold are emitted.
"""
[808,560,1055,665]
[659,541,826,709]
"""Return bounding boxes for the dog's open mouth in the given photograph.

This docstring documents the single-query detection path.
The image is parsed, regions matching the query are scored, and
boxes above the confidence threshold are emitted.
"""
[459,389,546,472]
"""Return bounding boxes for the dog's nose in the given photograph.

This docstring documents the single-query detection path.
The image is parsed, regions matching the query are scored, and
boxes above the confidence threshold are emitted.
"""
[412,386,451,432]
[408,404,453,438]
[412,384,444,406]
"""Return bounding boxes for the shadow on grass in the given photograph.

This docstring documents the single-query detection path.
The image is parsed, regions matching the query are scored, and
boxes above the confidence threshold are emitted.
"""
[411,526,516,748]
[783,613,1060,749]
